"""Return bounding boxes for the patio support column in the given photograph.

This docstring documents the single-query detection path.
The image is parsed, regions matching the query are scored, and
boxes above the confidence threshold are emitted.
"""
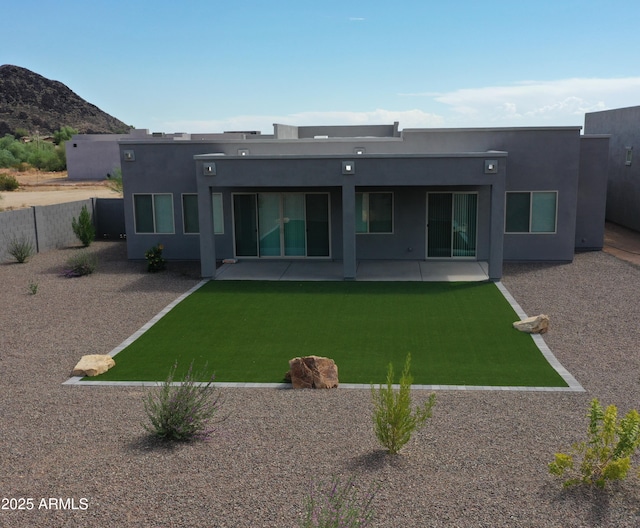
[488,183,504,280]
[342,181,357,279]
[197,178,216,278]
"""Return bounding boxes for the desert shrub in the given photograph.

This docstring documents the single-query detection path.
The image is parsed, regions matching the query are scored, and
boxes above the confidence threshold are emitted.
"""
[28,280,38,295]
[7,235,35,263]
[0,173,19,191]
[106,167,123,194]
[143,361,224,441]
[13,128,29,139]
[0,149,17,168]
[300,475,379,528]
[63,251,97,277]
[145,243,166,272]
[371,353,436,455]
[53,126,78,145]
[71,204,95,247]
[549,399,640,488]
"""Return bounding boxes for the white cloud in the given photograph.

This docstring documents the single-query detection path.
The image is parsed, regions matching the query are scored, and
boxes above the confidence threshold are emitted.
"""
[161,109,445,134]
[402,77,640,126]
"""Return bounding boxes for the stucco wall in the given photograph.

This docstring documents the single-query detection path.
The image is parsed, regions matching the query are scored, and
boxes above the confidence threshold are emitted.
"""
[584,106,640,232]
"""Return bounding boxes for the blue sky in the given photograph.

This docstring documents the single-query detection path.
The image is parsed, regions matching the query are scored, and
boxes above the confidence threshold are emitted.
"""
[4,0,640,133]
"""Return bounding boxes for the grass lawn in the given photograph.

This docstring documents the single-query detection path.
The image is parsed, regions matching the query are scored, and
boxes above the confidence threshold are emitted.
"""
[90,281,568,387]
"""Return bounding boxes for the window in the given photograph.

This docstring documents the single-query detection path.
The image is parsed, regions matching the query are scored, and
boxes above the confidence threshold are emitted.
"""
[182,194,199,234]
[134,194,174,234]
[505,191,557,233]
[212,193,224,234]
[356,192,393,233]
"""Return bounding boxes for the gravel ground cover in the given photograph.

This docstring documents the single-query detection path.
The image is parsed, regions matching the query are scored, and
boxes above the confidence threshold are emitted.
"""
[1,240,640,527]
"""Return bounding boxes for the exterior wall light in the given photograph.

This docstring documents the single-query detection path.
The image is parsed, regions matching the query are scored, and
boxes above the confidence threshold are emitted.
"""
[625,147,633,166]
[203,162,216,176]
[123,150,135,162]
[238,149,249,156]
[484,160,498,174]
[354,147,365,155]
[342,161,356,175]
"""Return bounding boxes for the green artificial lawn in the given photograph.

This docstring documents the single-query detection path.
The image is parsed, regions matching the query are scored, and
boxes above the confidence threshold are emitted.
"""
[90,281,568,387]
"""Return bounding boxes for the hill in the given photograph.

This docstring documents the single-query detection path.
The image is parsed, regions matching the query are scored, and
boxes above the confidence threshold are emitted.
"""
[0,64,131,136]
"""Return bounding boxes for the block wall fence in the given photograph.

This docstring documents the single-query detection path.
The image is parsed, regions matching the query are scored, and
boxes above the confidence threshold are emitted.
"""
[0,198,125,262]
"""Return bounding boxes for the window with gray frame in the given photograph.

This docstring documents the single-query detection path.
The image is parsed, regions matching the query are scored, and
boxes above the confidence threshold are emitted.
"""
[356,192,393,233]
[133,193,174,234]
[181,193,224,234]
[505,191,557,233]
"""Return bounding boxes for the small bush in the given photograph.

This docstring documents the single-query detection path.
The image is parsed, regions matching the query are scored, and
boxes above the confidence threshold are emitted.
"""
[0,173,19,191]
[143,361,224,442]
[371,354,436,455]
[71,204,95,247]
[300,475,379,528]
[106,167,123,194]
[7,235,34,263]
[28,280,38,295]
[145,243,166,272]
[549,399,640,488]
[63,251,97,277]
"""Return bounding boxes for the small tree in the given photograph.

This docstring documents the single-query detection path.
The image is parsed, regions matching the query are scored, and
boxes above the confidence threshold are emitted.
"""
[549,399,640,488]
[71,204,95,247]
[371,354,436,455]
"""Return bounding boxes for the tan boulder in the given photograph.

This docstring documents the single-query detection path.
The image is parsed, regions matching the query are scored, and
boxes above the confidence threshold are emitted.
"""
[72,354,115,376]
[287,356,339,389]
[513,314,549,334]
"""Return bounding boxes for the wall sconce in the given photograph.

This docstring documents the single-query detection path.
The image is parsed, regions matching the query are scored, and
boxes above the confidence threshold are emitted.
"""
[354,147,365,155]
[484,160,498,174]
[203,162,216,176]
[237,149,249,156]
[625,147,633,166]
[342,161,356,175]
[123,150,135,162]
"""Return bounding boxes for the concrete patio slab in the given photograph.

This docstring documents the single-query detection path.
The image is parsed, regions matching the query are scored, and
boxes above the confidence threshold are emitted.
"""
[214,259,489,282]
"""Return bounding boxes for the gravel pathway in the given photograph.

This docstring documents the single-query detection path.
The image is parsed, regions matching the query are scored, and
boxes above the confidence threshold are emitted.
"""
[1,241,640,527]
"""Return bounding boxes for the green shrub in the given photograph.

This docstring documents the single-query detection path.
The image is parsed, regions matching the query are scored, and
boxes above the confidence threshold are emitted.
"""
[106,167,123,194]
[145,243,166,272]
[71,204,95,247]
[0,173,19,191]
[371,354,436,455]
[549,399,640,488]
[53,126,78,145]
[143,361,224,441]
[28,280,38,295]
[300,475,378,528]
[63,251,97,277]
[7,235,34,263]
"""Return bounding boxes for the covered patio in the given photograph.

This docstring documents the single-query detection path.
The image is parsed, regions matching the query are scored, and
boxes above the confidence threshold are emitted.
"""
[214,259,489,281]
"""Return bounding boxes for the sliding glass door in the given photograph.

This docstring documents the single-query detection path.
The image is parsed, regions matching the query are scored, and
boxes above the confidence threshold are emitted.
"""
[427,192,477,258]
[233,193,329,258]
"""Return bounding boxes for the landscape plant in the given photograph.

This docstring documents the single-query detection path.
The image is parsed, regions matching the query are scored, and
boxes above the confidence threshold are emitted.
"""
[7,235,34,263]
[549,399,640,488]
[106,167,123,194]
[300,475,378,528]
[28,280,38,295]
[145,243,166,272]
[63,251,97,277]
[0,129,71,171]
[0,173,19,191]
[142,361,224,441]
[371,353,436,455]
[71,204,95,247]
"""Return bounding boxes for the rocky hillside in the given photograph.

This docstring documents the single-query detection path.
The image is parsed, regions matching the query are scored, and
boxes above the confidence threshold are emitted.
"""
[0,64,131,136]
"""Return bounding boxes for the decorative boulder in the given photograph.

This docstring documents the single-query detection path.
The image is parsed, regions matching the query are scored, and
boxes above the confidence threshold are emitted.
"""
[72,354,115,376]
[286,356,339,389]
[513,314,549,334]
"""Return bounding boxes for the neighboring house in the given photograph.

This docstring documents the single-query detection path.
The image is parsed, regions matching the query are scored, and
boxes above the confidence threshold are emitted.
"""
[584,105,640,232]
[118,123,609,281]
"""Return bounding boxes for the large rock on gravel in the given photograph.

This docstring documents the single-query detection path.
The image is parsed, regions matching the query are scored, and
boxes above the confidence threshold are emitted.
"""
[286,356,339,389]
[72,354,115,376]
[513,314,549,334]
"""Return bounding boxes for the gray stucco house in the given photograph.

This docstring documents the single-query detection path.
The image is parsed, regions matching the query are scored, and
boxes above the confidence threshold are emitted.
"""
[117,123,609,281]
[584,105,640,232]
